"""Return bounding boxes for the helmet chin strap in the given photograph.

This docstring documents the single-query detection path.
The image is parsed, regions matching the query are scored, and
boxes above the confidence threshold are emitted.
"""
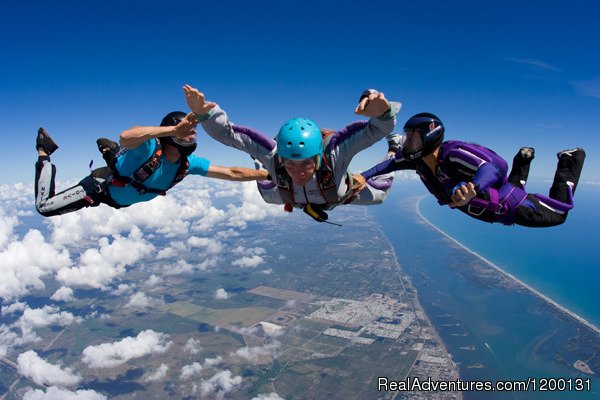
[176,143,197,157]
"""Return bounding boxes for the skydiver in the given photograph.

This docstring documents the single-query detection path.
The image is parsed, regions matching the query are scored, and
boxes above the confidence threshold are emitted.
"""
[35,111,268,216]
[355,113,585,227]
[183,84,401,224]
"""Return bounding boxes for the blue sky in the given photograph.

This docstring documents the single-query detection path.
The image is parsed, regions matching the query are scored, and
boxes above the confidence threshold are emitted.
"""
[1,0,599,184]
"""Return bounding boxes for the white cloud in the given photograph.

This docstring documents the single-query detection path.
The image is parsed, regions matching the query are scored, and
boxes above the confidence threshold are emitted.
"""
[196,257,219,271]
[180,356,223,381]
[213,187,240,198]
[50,286,74,302]
[46,198,169,246]
[156,219,190,237]
[156,240,187,259]
[17,350,81,387]
[236,326,260,336]
[572,77,600,99]
[162,259,194,275]
[225,182,283,229]
[199,369,242,397]
[0,206,19,249]
[215,229,240,239]
[505,57,560,71]
[1,301,27,315]
[183,338,202,355]
[145,274,162,287]
[232,255,264,268]
[391,170,420,182]
[261,268,273,275]
[180,362,204,381]
[233,341,281,363]
[56,226,154,289]
[46,179,225,246]
[18,306,83,339]
[0,325,23,357]
[190,207,227,231]
[23,386,107,400]
[214,288,229,300]
[82,329,172,369]
[143,363,169,383]
[0,228,72,301]
[251,393,286,400]
[187,236,224,255]
[231,246,266,256]
[124,292,162,310]
[203,355,223,367]
[0,183,34,211]
[161,256,220,275]
[111,283,133,296]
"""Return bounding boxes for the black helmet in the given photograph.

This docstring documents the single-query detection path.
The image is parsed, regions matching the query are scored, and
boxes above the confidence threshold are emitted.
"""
[401,113,444,159]
[159,111,197,157]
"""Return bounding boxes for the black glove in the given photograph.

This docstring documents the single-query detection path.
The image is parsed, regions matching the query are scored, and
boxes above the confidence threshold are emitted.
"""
[303,203,329,222]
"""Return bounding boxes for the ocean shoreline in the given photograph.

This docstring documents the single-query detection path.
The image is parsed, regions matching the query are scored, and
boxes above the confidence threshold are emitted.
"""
[414,195,600,337]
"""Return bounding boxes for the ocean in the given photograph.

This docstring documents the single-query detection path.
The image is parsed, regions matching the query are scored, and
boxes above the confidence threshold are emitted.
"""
[418,182,600,329]
[370,181,600,400]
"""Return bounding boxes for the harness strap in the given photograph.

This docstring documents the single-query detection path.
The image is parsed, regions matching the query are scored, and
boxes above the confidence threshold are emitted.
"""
[98,138,188,195]
[467,185,529,225]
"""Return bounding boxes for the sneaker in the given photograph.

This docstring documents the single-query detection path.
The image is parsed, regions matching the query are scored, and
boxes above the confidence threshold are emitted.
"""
[36,128,59,155]
[519,147,535,160]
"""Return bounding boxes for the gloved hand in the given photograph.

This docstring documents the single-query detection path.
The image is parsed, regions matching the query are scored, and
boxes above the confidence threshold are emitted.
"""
[303,203,329,222]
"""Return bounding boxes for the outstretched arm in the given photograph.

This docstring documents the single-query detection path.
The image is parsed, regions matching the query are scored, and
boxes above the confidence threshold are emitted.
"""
[329,90,400,178]
[119,112,197,149]
[361,156,399,180]
[354,89,392,117]
[353,151,417,191]
[183,85,276,166]
[206,165,269,181]
[183,84,217,115]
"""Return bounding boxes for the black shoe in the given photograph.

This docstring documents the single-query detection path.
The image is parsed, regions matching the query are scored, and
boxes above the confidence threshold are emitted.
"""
[557,147,585,161]
[36,128,59,155]
[96,138,119,154]
[519,147,535,160]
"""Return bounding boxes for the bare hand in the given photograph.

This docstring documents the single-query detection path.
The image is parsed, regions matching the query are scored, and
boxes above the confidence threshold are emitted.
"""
[354,90,390,118]
[172,112,198,139]
[352,173,367,192]
[183,84,217,116]
[448,182,477,208]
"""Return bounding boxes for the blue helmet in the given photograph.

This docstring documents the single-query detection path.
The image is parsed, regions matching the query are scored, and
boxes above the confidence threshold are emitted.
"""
[276,117,322,160]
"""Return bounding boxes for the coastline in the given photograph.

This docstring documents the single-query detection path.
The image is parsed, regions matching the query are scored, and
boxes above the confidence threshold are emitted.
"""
[415,195,600,336]
[372,218,463,399]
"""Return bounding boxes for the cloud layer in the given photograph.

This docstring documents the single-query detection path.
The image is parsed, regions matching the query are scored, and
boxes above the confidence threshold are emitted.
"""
[17,350,81,387]
[82,330,172,369]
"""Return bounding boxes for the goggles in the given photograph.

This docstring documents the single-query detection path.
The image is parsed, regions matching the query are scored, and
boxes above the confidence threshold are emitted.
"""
[282,156,318,169]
